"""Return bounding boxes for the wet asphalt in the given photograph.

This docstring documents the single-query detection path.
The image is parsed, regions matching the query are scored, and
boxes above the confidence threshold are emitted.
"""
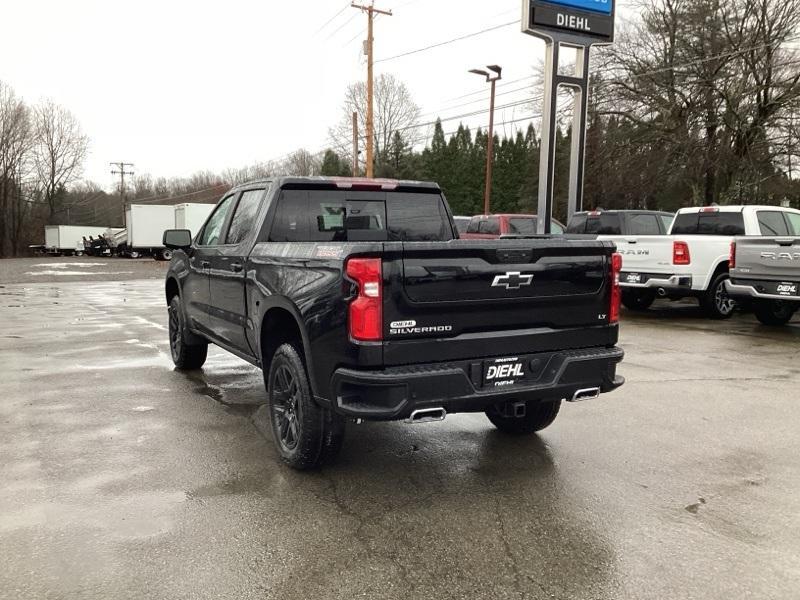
[1,258,799,599]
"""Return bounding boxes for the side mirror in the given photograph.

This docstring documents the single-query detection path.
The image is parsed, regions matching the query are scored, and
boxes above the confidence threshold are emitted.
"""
[163,229,193,250]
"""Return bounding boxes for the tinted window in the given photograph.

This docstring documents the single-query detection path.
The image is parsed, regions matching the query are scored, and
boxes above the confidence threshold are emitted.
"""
[386,193,453,241]
[467,217,481,234]
[758,211,790,236]
[226,189,264,245]
[507,217,537,235]
[479,218,500,235]
[697,212,745,235]
[198,194,236,246]
[671,212,699,235]
[567,214,588,234]
[785,212,800,235]
[269,191,306,242]
[454,218,470,234]
[585,213,622,235]
[628,214,661,235]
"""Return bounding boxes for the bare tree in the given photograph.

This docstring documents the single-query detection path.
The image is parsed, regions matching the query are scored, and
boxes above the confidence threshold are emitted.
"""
[281,149,322,176]
[32,99,89,220]
[0,82,33,256]
[329,74,421,171]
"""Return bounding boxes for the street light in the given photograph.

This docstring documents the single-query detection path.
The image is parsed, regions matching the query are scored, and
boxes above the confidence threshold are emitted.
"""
[470,65,502,215]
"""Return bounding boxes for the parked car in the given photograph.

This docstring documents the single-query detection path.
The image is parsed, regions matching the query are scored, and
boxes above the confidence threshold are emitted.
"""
[461,214,566,238]
[163,177,625,469]
[726,216,800,325]
[566,210,674,235]
[612,205,800,317]
[453,216,471,235]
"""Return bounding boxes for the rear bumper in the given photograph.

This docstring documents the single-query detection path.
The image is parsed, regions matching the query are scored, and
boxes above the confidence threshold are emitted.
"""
[726,279,800,303]
[619,272,692,292]
[329,346,625,421]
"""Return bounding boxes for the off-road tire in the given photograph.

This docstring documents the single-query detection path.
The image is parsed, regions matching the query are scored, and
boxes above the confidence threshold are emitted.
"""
[753,300,796,326]
[701,272,736,319]
[267,343,345,470]
[485,400,561,435]
[621,289,656,311]
[168,295,208,370]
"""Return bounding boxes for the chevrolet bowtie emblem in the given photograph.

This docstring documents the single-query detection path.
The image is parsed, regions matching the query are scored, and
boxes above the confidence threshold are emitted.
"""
[492,272,534,290]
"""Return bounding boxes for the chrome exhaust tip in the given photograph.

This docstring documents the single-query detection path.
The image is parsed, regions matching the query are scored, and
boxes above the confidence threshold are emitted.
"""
[569,387,601,403]
[405,407,447,424]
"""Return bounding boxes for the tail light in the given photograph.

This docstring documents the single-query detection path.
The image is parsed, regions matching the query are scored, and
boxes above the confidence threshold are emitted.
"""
[673,241,691,265]
[610,252,622,324]
[729,241,736,269]
[346,257,383,341]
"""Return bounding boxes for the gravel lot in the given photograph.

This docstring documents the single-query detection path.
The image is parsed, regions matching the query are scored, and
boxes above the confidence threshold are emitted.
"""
[1,261,799,599]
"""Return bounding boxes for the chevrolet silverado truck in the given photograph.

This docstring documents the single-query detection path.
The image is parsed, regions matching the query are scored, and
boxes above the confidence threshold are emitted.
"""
[726,225,800,325]
[162,177,625,469]
[609,205,800,318]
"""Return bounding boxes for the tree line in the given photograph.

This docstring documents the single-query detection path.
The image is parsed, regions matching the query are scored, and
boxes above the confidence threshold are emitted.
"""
[2,0,799,256]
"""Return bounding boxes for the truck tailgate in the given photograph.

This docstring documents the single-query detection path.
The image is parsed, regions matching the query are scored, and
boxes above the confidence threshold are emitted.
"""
[601,235,675,277]
[380,239,617,366]
[732,237,800,282]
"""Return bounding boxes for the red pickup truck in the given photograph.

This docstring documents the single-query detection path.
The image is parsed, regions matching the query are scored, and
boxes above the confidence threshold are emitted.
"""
[460,214,566,238]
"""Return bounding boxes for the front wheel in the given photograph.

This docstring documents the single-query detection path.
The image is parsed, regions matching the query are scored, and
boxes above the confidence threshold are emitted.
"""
[485,400,561,435]
[168,295,208,370]
[753,300,796,326]
[701,273,736,319]
[267,343,345,470]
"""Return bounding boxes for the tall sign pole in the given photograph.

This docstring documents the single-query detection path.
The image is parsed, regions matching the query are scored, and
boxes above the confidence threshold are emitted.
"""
[522,0,615,233]
[352,2,393,179]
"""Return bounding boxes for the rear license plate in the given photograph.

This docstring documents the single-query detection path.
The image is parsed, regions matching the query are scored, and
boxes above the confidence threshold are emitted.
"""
[624,272,642,284]
[775,282,800,297]
[483,357,525,388]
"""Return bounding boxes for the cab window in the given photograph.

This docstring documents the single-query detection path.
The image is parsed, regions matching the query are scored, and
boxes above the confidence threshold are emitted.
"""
[198,194,237,246]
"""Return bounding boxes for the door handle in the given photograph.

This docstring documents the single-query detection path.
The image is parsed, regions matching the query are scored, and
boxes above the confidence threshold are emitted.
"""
[201,260,210,269]
[230,263,244,273]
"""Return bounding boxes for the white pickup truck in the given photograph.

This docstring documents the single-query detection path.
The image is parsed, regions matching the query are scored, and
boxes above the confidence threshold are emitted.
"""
[611,205,800,318]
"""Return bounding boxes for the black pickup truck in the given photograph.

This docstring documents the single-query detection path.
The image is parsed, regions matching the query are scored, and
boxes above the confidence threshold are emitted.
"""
[163,177,625,469]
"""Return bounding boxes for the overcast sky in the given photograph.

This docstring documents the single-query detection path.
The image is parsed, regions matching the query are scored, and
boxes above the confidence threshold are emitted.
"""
[1,0,634,189]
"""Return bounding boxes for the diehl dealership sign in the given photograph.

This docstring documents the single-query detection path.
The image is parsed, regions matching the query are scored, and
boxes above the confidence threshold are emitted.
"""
[524,0,615,41]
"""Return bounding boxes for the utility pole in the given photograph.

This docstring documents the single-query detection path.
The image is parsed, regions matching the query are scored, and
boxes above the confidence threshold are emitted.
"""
[352,111,360,176]
[469,65,502,215]
[352,1,392,178]
[110,162,134,227]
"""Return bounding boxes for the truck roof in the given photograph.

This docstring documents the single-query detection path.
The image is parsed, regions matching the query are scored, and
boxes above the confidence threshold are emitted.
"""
[573,209,674,216]
[230,176,442,193]
[676,205,800,214]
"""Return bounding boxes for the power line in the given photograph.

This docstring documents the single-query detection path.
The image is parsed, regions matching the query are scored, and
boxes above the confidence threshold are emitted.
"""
[314,2,351,35]
[375,20,517,64]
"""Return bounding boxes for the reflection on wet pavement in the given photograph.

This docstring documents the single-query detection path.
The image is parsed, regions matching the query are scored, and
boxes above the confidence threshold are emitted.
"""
[1,280,799,599]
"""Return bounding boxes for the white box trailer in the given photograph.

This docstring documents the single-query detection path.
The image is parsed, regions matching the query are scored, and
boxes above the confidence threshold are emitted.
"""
[44,225,111,255]
[174,203,215,239]
[125,204,176,260]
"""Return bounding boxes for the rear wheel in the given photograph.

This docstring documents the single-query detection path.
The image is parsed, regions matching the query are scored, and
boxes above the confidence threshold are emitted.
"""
[168,295,208,369]
[154,248,173,261]
[753,300,796,326]
[701,272,736,319]
[267,343,345,470]
[485,400,561,435]
[621,289,656,311]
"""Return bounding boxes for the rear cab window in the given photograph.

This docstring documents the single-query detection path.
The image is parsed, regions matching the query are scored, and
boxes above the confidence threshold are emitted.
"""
[628,214,661,235]
[585,213,622,235]
[267,188,454,243]
[757,211,790,236]
[671,211,745,235]
[566,214,588,234]
[507,217,537,235]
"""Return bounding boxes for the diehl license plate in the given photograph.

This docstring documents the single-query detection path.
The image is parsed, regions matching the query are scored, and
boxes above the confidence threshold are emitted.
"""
[484,357,525,388]
[775,282,799,297]
[624,272,642,284]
